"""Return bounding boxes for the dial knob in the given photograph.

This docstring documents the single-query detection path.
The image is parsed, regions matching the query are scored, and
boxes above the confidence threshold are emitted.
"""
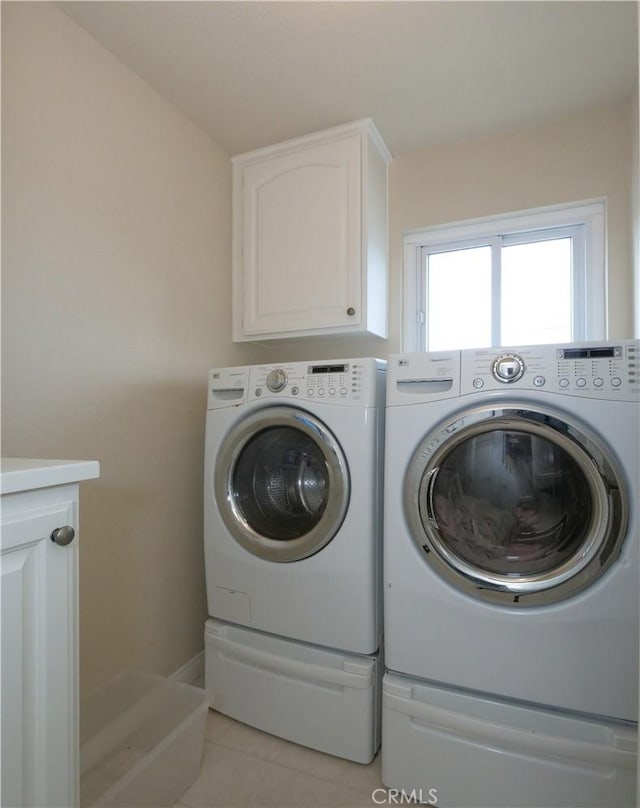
[492,354,525,383]
[266,368,288,392]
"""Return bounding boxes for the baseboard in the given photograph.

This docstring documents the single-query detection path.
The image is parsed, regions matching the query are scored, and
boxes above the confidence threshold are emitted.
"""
[171,650,204,686]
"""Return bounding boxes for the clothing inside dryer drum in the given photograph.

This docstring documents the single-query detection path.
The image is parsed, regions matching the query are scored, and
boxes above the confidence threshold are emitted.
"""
[428,429,593,576]
[232,426,330,540]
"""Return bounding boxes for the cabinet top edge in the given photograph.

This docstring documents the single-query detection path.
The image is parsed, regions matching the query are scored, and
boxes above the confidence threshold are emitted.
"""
[1,458,100,495]
[231,118,392,164]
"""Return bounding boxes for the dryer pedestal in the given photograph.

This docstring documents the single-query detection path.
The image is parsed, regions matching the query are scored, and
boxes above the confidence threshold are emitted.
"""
[205,619,381,764]
[382,672,637,808]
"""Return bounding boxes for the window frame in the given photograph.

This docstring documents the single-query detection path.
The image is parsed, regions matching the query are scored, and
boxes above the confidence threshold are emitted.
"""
[402,199,606,352]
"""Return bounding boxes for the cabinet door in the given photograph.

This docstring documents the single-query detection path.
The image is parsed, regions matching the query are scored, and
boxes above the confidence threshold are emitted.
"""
[1,499,78,808]
[239,133,362,337]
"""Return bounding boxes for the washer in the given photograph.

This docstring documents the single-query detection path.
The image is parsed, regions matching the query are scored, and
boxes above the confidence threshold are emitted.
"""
[382,340,638,805]
[204,358,385,762]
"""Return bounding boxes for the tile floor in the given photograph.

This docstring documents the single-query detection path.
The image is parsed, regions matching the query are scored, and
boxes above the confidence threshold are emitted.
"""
[174,708,384,808]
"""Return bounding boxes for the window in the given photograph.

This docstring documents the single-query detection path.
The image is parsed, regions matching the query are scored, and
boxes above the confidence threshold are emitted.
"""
[403,200,606,352]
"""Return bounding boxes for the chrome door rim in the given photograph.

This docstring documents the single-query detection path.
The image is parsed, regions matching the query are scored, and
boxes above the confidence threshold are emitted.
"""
[215,406,350,562]
[404,405,627,606]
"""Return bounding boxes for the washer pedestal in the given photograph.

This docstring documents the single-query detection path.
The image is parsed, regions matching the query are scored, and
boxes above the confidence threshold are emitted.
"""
[382,672,637,808]
[205,619,381,764]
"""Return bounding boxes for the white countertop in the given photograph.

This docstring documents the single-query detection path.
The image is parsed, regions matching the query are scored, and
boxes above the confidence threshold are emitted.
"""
[1,458,100,495]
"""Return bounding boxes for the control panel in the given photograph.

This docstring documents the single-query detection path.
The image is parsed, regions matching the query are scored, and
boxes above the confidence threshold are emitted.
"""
[249,359,385,406]
[461,341,639,400]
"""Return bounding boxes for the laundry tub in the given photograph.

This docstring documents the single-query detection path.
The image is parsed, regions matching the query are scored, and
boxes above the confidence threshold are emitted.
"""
[80,670,209,807]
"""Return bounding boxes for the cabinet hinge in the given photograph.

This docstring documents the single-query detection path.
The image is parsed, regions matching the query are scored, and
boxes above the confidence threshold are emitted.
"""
[417,311,426,325]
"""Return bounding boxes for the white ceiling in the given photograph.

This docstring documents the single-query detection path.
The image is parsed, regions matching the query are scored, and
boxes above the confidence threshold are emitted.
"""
[57,1,638,158]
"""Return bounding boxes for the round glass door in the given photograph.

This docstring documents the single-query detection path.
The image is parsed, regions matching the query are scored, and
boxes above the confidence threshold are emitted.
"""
[405,406,627,606]
[215,407,350,562]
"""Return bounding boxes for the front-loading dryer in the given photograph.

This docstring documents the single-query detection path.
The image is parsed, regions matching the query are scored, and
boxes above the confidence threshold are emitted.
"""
[382,340,638,806]
[204,358,385,762]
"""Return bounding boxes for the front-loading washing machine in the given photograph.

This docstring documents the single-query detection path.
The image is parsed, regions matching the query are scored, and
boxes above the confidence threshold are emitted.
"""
[204,358,385,762]
[382,340,638,806]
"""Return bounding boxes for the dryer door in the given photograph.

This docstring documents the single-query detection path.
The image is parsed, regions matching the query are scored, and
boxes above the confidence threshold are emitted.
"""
[215,406,350,562]
[404,405,628,606]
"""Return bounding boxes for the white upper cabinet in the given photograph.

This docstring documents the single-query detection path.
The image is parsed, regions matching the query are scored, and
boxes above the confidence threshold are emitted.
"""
[232,119,392,341]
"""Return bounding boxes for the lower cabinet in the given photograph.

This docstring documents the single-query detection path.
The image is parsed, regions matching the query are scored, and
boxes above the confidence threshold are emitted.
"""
[1,461,98,808]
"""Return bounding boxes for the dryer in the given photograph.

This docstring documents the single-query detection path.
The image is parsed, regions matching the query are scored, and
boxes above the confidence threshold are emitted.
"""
[382,341,638,806]
[204,358,385,762]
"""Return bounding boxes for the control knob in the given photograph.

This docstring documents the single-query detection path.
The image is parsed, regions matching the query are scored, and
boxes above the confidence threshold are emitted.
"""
[266,368,288,392]
[492,354,525,384]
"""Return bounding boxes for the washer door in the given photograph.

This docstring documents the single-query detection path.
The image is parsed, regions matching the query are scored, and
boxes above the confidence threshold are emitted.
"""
[215,406,350,562]
[404,406,627,606]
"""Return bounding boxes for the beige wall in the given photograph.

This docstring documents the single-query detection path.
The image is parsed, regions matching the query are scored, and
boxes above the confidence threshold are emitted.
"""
[1,2,262,695]
[2,3,636,697]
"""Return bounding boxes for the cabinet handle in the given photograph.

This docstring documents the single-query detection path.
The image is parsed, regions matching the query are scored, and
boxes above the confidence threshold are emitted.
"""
[346,307,356,316]
[51,526,75,546]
